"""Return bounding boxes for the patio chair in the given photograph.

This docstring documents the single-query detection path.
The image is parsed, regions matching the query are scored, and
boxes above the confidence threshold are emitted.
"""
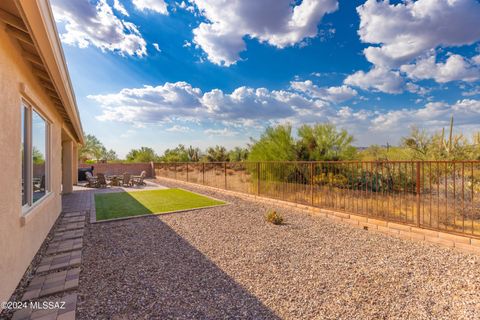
[122,173,132,187]
[131,171,147,186]
[33,175,45,192]
[97,173,109,188]
[85,172,99,188]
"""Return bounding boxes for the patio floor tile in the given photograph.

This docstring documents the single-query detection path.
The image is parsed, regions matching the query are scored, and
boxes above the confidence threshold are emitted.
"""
[45,238,83,256]
[56,222,85,233]
[21,269,79,301]
[61,211,86,218]
[50,229,84,243]
[36,251,82,273]
[58,216,85,224]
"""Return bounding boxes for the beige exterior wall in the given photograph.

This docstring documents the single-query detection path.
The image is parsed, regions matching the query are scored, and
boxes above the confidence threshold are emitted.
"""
[0,23,65,304]
[62,140,74,194]
[72,145,78,185]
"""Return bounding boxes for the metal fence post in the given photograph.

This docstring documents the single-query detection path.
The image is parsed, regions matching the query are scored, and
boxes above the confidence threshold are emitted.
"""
[310,162,314,206]
[257,162,260,196]
[174,163,177,180]
[186,163,189,182]
[416,161,421,227]
[202,162,205,185]
[224,162,227,189]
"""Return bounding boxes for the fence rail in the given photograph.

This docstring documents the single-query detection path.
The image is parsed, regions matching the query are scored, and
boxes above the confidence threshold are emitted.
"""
[153,161,480,237]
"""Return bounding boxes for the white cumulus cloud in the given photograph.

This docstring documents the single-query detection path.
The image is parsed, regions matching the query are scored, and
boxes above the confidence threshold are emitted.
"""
[132,0,168,14]
[113,0,129,16]
[153,43,162,52]
[344,67,404,94]
[474,55,480,65]
[204,128,238,136]
[291,81,358,103]
[89,81,480,145]
[52,0,146,57]
[357,0,480,68]
[89,82,203,125]
[166,125,191,133]
[344,0,480,94]
[401,54,480,83]
[370,99,480,133]
[191,0,338,66]
[201,87,302,120]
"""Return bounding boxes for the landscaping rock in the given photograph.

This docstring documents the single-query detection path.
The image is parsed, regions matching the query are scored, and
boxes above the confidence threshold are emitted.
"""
[77,179,480,319]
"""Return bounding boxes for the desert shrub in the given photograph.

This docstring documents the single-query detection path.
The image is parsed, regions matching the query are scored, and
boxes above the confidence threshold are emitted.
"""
[313,172,348,188]
[265,209,284,225]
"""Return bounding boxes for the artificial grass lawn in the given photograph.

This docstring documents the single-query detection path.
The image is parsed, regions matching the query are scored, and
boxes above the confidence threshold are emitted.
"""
[95,188,225,221]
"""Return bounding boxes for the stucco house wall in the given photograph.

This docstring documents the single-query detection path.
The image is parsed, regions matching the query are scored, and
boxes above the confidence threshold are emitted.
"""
[0,1,83,305]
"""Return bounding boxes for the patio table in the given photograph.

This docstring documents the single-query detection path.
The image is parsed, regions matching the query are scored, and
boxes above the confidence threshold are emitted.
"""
[107,175,123,187]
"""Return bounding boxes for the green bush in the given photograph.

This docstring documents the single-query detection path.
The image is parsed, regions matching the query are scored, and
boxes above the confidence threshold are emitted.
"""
[265,209,284,225]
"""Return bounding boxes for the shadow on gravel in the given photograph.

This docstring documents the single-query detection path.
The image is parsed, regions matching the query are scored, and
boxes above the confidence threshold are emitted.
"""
[79,217,281,319]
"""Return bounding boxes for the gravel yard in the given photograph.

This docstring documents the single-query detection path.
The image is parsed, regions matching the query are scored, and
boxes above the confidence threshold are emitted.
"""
[78,180,480,319]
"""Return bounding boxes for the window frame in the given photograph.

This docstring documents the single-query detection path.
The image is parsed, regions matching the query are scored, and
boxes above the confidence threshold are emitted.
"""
[21,99,51,212]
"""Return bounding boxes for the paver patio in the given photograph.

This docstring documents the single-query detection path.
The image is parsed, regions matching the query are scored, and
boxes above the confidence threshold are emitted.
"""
[58,216,85,224]
[56,222,85,233]
[45,239,83,256]
[7,197,88,320]
[36,251,82,274]
[22,269,80,301]
[50,229,84,243]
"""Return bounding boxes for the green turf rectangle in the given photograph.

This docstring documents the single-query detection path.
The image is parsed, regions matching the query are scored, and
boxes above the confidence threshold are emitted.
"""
[95,188,225,221]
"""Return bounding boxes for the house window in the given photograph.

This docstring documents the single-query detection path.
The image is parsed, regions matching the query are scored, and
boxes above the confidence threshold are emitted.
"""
[21,101,50,208]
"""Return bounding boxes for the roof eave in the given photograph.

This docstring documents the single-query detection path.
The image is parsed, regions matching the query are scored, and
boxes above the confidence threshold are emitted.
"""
[15,0,84,144]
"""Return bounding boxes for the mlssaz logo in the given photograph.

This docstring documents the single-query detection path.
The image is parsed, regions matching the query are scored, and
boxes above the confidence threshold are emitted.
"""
[29,301,66,310]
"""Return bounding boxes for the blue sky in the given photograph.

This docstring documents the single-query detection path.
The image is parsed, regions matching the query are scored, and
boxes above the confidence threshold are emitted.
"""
[51,0,480,157]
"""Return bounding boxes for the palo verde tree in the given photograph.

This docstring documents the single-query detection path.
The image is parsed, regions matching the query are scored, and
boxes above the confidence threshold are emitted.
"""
[248,123,356,162]
[248,124,297,161]
[401,126,432,160]
[79,134,106,162]
[297,123,357,161]
[32,147,45,164]
[79,134,119,162]
[103,149,119,161]
[160,145,190,162]
[126,147,159,162]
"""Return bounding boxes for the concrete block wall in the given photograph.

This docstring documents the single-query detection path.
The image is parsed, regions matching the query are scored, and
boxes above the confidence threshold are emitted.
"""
[79,163,153,179]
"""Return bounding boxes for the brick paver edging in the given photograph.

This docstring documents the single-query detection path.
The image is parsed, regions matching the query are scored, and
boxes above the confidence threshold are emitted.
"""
[10,209,86,320]
[156,177,480,255]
